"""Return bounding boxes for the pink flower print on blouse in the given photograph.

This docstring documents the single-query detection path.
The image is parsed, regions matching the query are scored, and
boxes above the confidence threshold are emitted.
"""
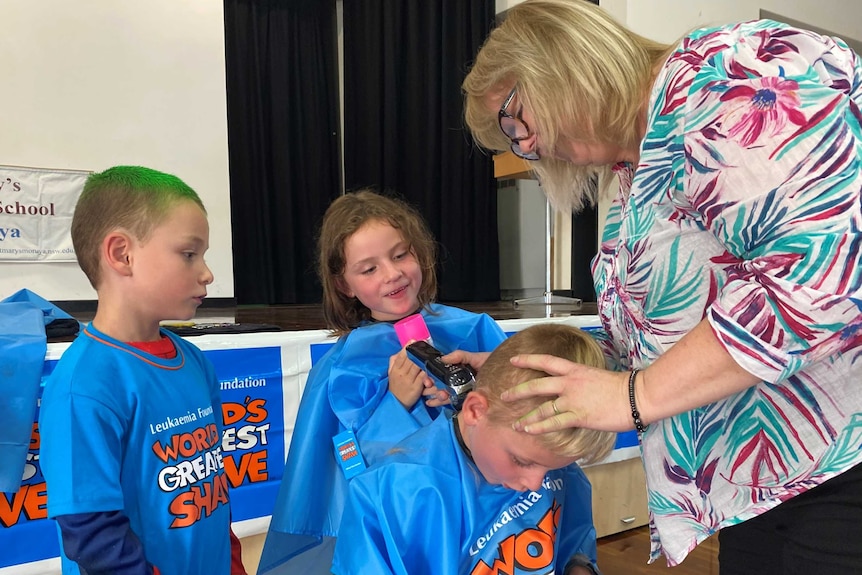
[719,77,807,147]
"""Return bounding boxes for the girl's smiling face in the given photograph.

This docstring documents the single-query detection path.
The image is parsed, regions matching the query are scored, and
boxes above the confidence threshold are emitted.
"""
[339,219,423,322]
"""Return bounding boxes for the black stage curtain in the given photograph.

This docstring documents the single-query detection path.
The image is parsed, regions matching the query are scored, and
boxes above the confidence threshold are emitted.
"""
[571,205,598,302]
[342,0,500,302]
[224,0,341,304]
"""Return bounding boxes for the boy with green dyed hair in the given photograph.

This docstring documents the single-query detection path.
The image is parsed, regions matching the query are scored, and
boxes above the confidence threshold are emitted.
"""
[40,166,246,575]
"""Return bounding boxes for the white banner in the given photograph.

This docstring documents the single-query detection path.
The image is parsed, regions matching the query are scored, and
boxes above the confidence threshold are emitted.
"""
[0,165,91,262]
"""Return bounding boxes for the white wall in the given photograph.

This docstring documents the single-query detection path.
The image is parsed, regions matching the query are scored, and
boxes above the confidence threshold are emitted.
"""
[615,0,861,44]
[503,0,861,42]
[495,0,526,11]
[0,2,232,301]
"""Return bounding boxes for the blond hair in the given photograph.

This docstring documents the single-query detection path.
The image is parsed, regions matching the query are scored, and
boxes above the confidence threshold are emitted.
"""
[72,166,205,289]
[463,0,672,211]
[317,190,438,336]
[476,323,616,464]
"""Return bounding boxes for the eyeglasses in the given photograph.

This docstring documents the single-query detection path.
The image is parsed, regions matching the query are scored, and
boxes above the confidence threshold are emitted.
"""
[498,86,540,161]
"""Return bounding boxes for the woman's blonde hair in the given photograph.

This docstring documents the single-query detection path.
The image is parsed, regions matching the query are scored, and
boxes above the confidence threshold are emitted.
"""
[476,323,616,464]
[317,189,438,336]
[463,0,672,211]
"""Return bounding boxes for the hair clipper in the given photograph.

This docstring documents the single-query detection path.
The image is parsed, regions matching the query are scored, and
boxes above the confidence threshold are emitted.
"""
[406,340,476,411]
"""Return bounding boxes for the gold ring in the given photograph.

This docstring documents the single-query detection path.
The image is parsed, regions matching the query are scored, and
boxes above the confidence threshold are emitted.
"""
[552,399,561,416]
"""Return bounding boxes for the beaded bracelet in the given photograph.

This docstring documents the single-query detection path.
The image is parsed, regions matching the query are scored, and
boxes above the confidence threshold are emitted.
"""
[628,368,647,433]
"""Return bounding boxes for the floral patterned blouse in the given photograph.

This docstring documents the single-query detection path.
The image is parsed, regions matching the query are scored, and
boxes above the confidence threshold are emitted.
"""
[592,20,862,565]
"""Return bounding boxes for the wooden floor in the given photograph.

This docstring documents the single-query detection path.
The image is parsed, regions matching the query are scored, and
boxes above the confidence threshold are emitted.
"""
[62,300,597,335]
[232,299,599,330]
[598,527,719,575]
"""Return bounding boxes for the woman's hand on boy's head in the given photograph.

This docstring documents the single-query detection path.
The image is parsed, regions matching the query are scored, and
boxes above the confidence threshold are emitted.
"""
[503,354,631,434]
[388,348,430,410]
[441,350,490,372]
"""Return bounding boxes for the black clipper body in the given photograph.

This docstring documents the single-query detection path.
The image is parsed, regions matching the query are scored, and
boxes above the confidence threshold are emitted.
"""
[405,340,476,411]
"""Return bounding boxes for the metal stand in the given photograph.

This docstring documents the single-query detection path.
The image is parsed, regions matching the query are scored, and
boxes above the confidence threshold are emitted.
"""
[514,195,582,311]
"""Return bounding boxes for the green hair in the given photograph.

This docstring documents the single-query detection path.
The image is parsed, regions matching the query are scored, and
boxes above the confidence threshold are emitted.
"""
[72,165,205,288]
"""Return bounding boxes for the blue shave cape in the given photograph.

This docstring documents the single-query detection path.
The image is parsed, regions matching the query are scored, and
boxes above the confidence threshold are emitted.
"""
[331,414,599,575]
[0,289,68,493]
[257,304,507,575]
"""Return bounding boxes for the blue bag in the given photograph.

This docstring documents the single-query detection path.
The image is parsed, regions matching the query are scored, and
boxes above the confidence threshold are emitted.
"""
[3,288,83,338]
[0,301,47,493]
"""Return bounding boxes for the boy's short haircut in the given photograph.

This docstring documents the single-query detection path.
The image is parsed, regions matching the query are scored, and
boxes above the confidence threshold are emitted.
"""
[72,165,205,289]
[477,323,616,464]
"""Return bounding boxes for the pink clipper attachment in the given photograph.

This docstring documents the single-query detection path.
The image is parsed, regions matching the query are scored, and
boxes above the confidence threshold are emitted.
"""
[394,313,431,347]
